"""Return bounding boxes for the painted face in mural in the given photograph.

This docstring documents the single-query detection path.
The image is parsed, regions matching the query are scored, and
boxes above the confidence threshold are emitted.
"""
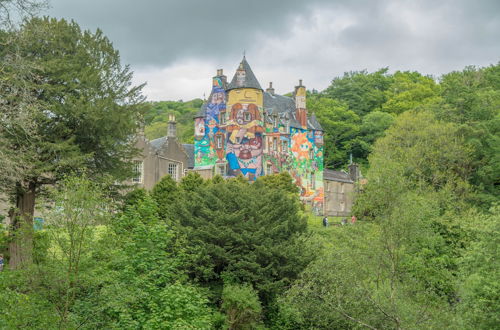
[206,87,226,123]
[211,91,225,105]
[226,103,263,144]
[195,118,205,139]
[226,135,263,179]
[291,132,313,160]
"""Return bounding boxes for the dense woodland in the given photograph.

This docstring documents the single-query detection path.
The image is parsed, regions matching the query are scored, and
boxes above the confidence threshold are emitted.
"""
[0,2,499,329]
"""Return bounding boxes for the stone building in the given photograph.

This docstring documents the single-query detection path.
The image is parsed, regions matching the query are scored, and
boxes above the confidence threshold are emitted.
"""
[323,163,360,217]
[131,114,194,189]
[193,56,325,212]
[133,57,360,216]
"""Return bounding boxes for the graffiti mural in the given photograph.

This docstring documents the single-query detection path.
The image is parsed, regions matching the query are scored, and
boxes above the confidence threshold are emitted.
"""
[289,127,324,213]
[224,88,264,180]
[194,76,227,167]
[194,58,324,213]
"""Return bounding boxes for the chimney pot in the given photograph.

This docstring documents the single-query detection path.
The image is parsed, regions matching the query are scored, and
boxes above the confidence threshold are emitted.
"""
[299,79,303,86]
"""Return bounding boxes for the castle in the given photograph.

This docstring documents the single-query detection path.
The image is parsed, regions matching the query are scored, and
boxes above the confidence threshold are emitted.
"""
[129,57,359,217]
[193,57,325,211]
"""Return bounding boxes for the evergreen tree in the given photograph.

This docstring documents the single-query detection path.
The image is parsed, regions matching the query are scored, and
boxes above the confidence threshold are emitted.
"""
[0,17,145,269]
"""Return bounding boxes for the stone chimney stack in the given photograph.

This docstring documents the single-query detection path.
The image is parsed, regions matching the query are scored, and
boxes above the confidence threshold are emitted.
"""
[266,82,275,95]
[214,68,227,88]
[167,114,177,138]
[348,163,360,182]
[294,79,307,128]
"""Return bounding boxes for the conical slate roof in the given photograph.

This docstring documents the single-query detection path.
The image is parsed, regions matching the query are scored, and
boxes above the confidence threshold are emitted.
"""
[227,56,262,91]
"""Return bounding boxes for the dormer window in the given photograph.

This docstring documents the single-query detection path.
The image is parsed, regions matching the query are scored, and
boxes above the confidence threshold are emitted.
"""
[244,112,251,121]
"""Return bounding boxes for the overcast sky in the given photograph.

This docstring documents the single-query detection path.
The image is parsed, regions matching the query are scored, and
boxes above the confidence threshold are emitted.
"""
[46,0,500,101]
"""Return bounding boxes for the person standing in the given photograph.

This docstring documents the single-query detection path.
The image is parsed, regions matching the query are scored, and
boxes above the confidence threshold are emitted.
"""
[322,216,329,227]
[0,254,4,272]
[351,215,357,224]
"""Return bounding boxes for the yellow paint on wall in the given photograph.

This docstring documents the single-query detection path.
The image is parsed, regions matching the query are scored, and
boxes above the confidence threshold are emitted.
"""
[295,86,306,97]
[228,88,263,107]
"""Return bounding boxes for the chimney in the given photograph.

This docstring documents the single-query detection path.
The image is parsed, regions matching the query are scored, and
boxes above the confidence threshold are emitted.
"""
[266,82,275,95]
[294,79,307,128]
[213,68,227,88]
[348,163,359,182]
[167,114,177,138]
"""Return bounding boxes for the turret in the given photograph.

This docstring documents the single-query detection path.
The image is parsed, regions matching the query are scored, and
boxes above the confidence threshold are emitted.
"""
[294,79,307,128]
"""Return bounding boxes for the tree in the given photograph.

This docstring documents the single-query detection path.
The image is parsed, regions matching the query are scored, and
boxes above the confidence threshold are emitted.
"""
[0,17,145,269]
[0,0,46,26]
[457,206,500,329]
[221,283,262,330]
[348,111,395,162]
[256,172,299,195]
[437,64,500,207]
[382,71,441,115]
[165,178,311,313]
[307,96,360,168]
[322,68,393,116]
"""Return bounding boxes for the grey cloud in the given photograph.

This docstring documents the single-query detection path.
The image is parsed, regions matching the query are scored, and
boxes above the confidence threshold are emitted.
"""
[44,0,500,100]
[47,0,336,66]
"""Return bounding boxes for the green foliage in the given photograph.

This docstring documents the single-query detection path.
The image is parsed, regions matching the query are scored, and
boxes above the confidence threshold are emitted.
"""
[437,64,500,207]
[322,68,393,116]
[167,178,311,313]
[382,71,442,114]
[144,99,203,142]
[308,96,360,168]
[221,283,263,330]
[86,194,214,329]
[256,172,299,194]
[0,178,215,329]
[151,174,180,220]
[179,171,205,192]
[0,17,145,185]
[457,206,500,329]
[123,187,149,209]
[278,221,455,329]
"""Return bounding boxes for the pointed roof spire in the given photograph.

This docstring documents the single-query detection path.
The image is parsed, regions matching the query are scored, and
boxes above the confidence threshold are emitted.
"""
[227,56,262,91]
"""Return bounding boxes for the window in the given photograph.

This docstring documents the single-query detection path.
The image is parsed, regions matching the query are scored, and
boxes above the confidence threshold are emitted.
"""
[216,134,223,149]
[132,160,143,183]
[281,140,287,152]
[309,148,314,160]
[244,112,251,121]
[340,183,344,193]
[272,137,278,152]
[267,163,273,174]
[220,111,226,124]
[216,164,226,176]
[168,163,178,181]
[273,115,278,128]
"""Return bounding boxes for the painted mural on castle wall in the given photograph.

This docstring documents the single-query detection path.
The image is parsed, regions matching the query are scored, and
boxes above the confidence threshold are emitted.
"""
[194,58,324,213]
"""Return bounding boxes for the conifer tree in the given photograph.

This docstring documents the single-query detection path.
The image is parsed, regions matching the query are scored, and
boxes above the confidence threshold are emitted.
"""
[0,17,145,269]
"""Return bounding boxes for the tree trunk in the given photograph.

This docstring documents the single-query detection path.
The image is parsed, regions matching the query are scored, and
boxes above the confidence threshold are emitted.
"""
[8,181,36,269]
